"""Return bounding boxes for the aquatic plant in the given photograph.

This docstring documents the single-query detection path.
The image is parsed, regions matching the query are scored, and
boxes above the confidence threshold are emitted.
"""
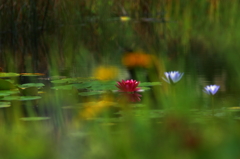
[116,79,141,92]
[204,85,220,95]
[204,85,220,115]
[162,71,184,84]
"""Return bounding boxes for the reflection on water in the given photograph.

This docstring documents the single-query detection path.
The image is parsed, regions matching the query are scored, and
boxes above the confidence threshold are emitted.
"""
[118,92,142,103]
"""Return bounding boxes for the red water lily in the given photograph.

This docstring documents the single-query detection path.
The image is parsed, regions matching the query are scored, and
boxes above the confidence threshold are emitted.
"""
[116,79,141,92]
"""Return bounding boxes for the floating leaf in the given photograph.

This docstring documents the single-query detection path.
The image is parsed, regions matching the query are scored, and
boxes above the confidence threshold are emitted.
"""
[72,82,92,89]
[19,83,45,88]
[90,85,116,91]
[51,78,84,84]
[18,96,41,101]
[0,89,19,95]
[5,79,15,83]
[139,82,161,87]
[89,80,116,91]
[1,96,41,101]
[0,72,20,78]
[0,92,11,97]
[0,79,15,90]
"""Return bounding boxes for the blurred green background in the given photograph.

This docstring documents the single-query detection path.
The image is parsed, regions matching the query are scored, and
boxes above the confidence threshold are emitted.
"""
[1,0,240,158]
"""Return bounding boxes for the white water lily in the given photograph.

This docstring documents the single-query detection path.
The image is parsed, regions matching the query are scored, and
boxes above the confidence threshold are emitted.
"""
[204,85,220,95]
[162,71,184,84]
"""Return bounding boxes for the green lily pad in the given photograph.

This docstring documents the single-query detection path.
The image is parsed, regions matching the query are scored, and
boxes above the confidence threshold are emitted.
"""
[0,93,11,97]
[0,89,20,95]
[92,80,116,85]
[89,81,116,91]
[51,78,83,84]
[1,96,41,101]
[90,85,116,91]
[78,91,104,96]
[0,72,20,78]
[72,82,92,89]
[139,82,161,87]
[51,80,119,91]
[5,79,15,83]
[19,83,45,88]
[0,79,15,90]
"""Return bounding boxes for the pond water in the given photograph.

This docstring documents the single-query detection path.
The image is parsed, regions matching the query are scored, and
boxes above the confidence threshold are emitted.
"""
[1,13,240,112]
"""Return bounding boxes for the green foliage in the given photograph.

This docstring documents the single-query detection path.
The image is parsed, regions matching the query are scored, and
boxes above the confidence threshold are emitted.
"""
[0,79,15,90]
[0,96,41,101]
[1,0,240,159]
[19,83,45,88]
[0,73,20,78]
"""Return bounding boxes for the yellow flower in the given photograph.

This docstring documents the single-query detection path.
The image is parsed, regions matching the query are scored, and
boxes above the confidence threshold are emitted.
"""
[93,66,119,81]
[122,52,153,68]
[120,16,131,22]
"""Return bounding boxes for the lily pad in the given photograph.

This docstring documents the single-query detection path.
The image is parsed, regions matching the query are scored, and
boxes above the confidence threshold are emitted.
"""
[51,78,81,84]
[0,72,20,78]
[0,93,11,97]
[0,79,15,90]
[1,96,41,101]
[89,81,116,91]
[0,89,19,95]
[19,83,45,88]
[89,85,116,91]
[72,82,92,89]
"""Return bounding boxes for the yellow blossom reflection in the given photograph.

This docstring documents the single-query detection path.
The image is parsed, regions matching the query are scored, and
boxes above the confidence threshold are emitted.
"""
[80,100,116,119]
